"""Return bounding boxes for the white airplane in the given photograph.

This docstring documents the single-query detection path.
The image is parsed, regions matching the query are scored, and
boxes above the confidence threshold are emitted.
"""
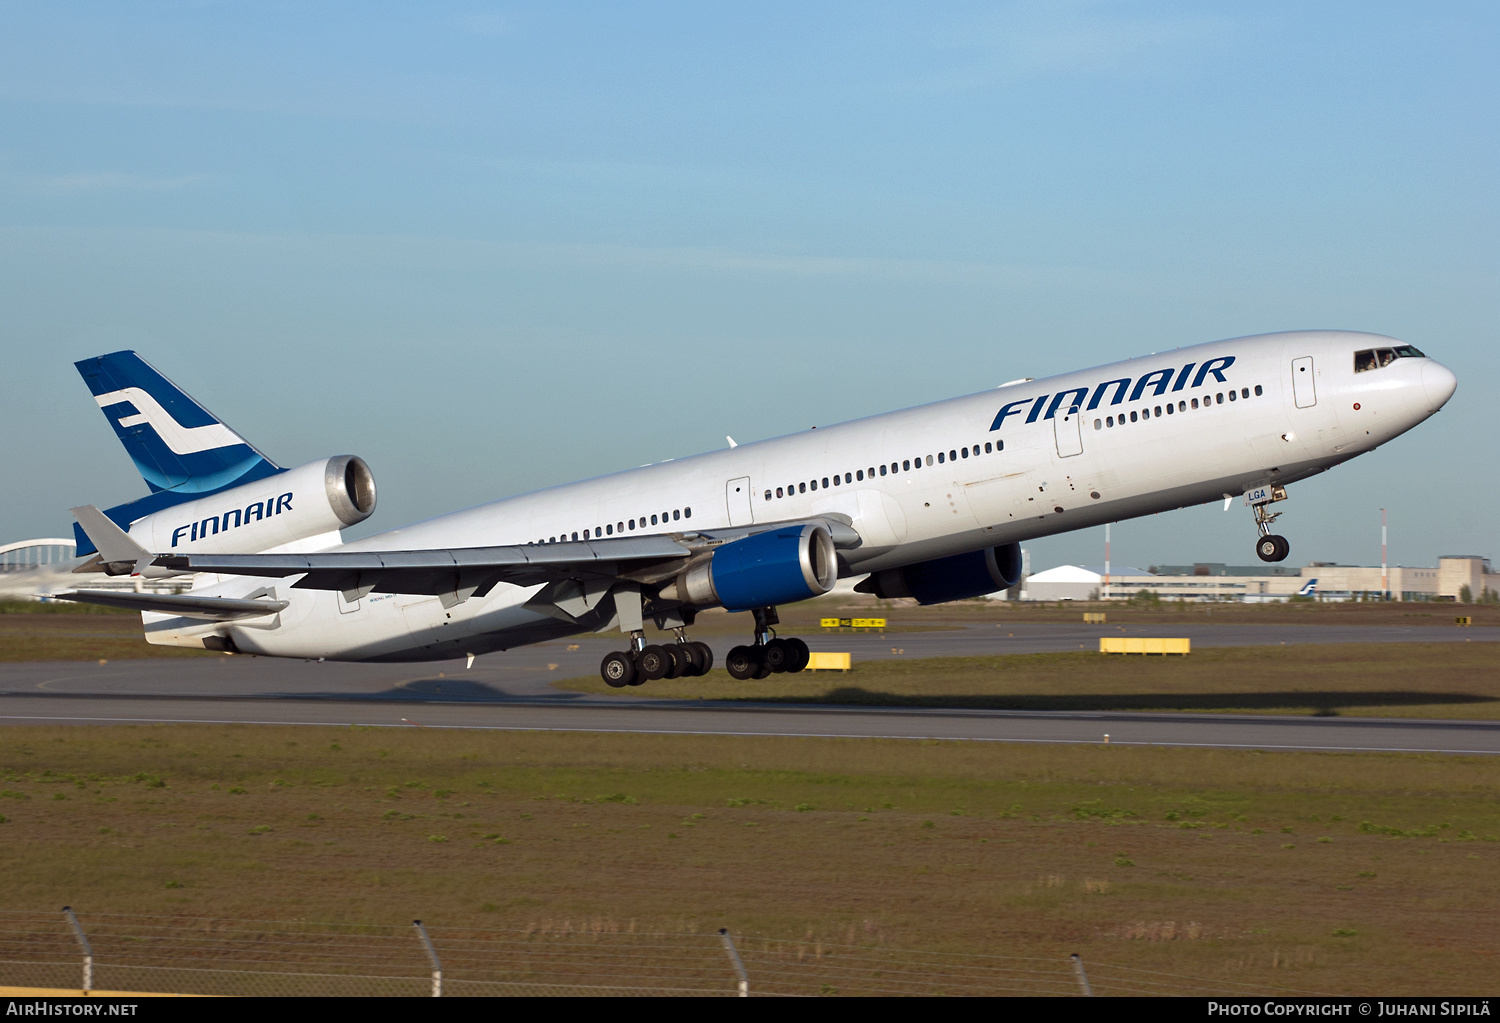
[58,330,1455,686]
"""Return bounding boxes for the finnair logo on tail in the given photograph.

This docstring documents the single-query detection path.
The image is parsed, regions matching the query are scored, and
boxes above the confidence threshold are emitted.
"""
[1298,579,1317,596]
[94,387,244,456]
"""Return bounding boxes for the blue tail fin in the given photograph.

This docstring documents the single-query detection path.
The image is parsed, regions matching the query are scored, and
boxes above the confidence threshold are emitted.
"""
[73,352,283,554]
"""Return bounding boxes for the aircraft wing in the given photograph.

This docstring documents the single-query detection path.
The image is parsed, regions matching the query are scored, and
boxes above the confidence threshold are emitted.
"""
[153,535,694,606]
[150,517,862,608]
[56,590,289,621]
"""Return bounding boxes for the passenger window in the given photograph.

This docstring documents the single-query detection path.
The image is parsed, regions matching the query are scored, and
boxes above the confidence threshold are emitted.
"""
[845,472,852,483]
[763,491,771,501]
[1093,419,1101,430]
[1216,393,1224,404]
[832,475,840,486]
[961,446,970,456]
[925,455,933,466]
[1241,388,1249,399]
[617,522,623,533]
[572,532,579,541]
[984,443,992,453]
[903,460,910,471]
[775,487,783,498]
[1179,401,1186,412]
[628,519,635,530]
[868,467,875,477]
[879,465,887,476]
[650,514,657,525]
[1155,406,1162,416]
[606,524,613,535]
[1165,405,1173,415]
[996,440,1004,451]
[1142,408,1150,420]
[1191,398,1199,409]
[856,469,864,480]
[818,477,825,488]
[937,452,945,464]
[1130,411,1138,422]
[1254,384,1262,396]
[684,507,691,518]
[672,510,680,521]
[1106,416,1113,427]
[949,450,956,461]
[1228,391,1236,402]
[799,482,806,493]
[811,479,818,491]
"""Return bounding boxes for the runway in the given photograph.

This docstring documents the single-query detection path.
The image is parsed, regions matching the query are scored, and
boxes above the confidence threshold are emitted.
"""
[2,622,1496,754]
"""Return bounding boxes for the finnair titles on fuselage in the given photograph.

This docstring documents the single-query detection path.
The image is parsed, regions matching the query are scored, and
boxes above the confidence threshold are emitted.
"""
[60,330,1456,686]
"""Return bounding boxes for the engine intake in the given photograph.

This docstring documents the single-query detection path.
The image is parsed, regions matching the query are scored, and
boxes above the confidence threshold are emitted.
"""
[855,544,1022,605]
[325,455,378,526]
[662,523,837,612]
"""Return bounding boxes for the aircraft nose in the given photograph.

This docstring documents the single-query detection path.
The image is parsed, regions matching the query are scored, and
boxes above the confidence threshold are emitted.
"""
[1421,359,1457,412]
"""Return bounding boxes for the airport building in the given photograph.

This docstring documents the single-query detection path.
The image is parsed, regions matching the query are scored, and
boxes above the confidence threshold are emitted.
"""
[1020,555,1496,603]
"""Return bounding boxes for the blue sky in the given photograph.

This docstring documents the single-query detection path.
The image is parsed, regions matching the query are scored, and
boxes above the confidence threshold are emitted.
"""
[1,2,1494,572]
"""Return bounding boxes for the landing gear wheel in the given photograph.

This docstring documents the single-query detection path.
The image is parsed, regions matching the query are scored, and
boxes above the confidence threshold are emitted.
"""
[725,645,762,681]
[1256,534,1290,563]
[762,638,794,674]
[677,642,710,677]
[637,645,671,680]
[784,637,810,673]
[661,644,685,679]
[753,653,774,679]
[600,651,636,688]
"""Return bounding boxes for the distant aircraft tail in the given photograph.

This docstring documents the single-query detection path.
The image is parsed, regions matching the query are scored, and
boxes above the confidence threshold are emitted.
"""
[72,351,284,555]
[1297,579,1317,597]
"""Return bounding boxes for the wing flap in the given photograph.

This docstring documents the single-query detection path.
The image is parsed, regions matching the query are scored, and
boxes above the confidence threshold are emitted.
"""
[152,536,693,598]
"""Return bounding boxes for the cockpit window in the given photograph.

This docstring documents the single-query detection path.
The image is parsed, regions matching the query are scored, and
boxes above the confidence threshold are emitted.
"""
[1354,345,1426,372]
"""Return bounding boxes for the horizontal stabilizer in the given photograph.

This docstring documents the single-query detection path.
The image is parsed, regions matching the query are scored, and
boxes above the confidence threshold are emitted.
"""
[56,590,289,621]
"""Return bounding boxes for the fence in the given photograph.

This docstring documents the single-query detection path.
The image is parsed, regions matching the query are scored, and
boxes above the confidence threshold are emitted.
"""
[0,910,1314,997]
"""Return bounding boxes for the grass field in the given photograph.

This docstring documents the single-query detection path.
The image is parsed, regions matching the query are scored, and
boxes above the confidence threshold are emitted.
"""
[0,609,218,662]
[0,725,1497,994]
[559,642,1500,719]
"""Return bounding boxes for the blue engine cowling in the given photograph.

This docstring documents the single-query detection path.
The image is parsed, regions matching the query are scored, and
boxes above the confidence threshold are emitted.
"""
[669,523,838,612]
[855,544,1022,605]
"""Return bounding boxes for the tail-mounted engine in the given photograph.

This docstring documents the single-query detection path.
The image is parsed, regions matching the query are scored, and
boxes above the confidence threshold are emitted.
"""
[124,455,377,556]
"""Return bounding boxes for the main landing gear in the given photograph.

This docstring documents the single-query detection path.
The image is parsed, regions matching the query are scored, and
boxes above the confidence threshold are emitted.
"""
[600,631,715,689]
[725,606,811,681]
[1250,485,1291,563]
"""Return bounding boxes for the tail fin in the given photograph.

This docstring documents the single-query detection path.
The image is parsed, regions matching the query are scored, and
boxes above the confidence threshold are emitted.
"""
[73,352,283,555]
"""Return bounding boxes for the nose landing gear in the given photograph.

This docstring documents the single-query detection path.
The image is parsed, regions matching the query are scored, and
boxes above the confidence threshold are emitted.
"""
[1249,484,1291,563]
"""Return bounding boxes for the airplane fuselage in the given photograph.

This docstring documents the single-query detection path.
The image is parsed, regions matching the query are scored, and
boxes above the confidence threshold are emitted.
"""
[142,329,1456,661]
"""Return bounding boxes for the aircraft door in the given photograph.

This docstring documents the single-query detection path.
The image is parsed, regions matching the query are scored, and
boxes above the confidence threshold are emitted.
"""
[726,476,754,526]
[1054,405,1084,458]
[1292,356,1316,408]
